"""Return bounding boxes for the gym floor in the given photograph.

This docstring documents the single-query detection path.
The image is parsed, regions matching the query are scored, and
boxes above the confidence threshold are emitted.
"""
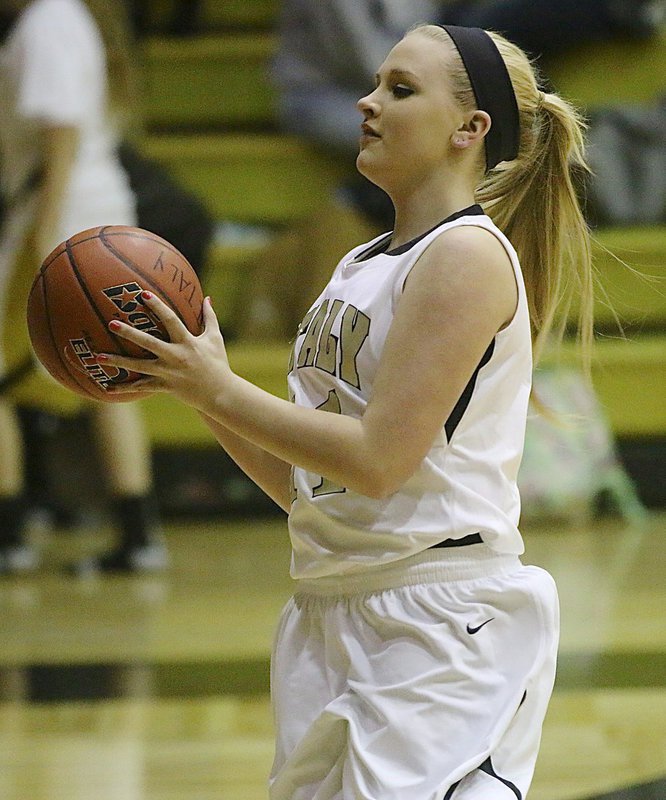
[1,511,664,799]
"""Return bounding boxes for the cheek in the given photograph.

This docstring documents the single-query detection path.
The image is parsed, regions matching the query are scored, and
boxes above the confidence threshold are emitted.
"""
[391,117,428,153]
[399,120,446,161]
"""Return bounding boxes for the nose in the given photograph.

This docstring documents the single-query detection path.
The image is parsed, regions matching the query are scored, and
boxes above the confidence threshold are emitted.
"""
[357,89,379,118]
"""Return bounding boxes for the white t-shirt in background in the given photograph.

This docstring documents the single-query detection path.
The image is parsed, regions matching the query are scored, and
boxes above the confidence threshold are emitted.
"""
[0,0,135,255]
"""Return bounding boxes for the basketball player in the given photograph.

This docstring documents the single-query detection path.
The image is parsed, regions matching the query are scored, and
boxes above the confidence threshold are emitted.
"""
[0,0,166,574]
[98,24,594,798]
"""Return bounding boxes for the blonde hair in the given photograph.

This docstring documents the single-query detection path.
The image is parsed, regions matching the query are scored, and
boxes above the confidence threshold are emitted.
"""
[416,24,594,368]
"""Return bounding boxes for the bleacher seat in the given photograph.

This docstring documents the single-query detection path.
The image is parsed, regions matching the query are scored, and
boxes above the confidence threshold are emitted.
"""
[142,35,276,130]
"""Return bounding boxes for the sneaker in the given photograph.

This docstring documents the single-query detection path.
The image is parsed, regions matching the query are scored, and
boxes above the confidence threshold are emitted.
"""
[0,544,39,575]
[71,542,169,576]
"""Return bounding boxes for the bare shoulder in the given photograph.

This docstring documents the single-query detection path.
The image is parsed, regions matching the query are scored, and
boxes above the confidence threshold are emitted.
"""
[418,223,513,281]
[405,223,518,329]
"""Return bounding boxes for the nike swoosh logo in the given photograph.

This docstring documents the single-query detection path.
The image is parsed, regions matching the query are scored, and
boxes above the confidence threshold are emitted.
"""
[466,617,495,635]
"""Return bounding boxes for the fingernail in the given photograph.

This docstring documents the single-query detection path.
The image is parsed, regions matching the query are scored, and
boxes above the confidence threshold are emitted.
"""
[96,353,109,362]
[109,320,121,331]
[206,295,213,307]
[142,291,153,300]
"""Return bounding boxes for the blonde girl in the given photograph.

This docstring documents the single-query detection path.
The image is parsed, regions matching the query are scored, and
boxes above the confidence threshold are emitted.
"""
[95,22,593,798]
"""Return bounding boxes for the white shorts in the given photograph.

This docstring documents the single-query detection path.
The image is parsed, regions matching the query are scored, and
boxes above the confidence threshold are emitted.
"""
[270,546,559,800]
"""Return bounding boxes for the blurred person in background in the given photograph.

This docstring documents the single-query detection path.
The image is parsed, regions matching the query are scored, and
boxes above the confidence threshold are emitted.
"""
[0,0,167,575]
[238,0,663,343]
[269,0,664,234]
[438,0,663,58]
[235,0,443,341]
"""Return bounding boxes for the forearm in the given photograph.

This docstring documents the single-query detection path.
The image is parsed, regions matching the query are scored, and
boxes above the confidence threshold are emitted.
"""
[200,375,389,499]
[102,298,417,499]
[198,411,293,512]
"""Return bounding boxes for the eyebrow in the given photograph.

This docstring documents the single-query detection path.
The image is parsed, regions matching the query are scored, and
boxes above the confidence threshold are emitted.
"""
[375,67,420,83]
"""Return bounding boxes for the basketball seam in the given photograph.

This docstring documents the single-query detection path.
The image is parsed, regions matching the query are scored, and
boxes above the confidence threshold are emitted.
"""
[44,227,187,272]
[97,226,195,328]
[64,236,137,360]
[41,245,66,272]
[71,226,186,259]
[37,270,100,401]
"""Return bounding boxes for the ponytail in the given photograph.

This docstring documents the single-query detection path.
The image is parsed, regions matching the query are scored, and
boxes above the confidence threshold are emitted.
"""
[476,34,594,368]
[417,25,595,369]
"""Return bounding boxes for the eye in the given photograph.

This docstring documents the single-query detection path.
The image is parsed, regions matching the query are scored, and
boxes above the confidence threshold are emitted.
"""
[392,84,414,99]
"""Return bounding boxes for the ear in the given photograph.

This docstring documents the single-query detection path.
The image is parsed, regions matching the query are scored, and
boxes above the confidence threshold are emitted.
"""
[451,110,492,149]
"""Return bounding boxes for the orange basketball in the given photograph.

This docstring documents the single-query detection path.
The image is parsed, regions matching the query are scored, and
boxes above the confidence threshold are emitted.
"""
[26,225,204,403]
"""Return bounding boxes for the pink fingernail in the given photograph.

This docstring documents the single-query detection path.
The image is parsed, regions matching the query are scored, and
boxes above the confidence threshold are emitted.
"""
[109,320,121,331]
[96,353,109,362]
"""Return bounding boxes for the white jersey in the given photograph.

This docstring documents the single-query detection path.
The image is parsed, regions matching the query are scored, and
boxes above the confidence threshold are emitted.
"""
[0,0,136,371]
[287,206,532,579]
[0,0,135,253]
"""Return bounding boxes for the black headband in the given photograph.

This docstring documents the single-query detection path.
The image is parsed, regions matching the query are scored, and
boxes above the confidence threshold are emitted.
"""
[440,25,520,171]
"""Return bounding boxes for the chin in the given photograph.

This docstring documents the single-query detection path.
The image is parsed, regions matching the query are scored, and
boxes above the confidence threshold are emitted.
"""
[356,152,383,187]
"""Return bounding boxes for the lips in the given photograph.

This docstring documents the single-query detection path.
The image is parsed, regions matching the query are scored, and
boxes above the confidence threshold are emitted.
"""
[361,123,380,138]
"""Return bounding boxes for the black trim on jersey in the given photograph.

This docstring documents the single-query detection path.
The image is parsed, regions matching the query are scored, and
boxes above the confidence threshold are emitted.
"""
[445,338,495,441]
[478,757,523,799]
[352,204,485,263]
[445,757,523,799]
[429,532,483,549]
[387,204,485,256]
[443,781,462,799]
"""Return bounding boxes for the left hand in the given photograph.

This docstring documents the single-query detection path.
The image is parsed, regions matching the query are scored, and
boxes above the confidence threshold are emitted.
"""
[97,292,232,411]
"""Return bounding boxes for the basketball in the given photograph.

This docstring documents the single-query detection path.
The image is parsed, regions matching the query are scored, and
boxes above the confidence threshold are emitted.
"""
[26,225,205,403]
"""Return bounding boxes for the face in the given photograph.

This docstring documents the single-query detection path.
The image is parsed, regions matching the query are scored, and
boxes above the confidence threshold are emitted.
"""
[356,31,463,192]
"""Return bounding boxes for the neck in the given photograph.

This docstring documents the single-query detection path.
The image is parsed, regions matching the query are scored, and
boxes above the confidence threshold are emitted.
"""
[389,174,477,249]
